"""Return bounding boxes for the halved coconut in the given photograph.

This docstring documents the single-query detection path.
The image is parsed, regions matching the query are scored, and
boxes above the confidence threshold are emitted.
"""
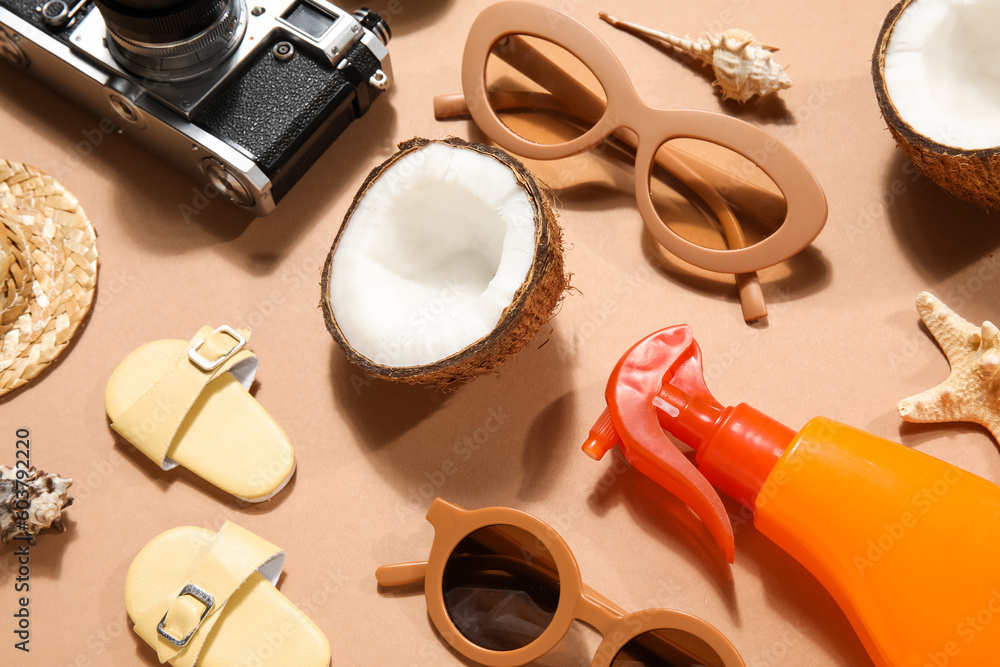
[874,0,1000,208]
[321,137,567,387]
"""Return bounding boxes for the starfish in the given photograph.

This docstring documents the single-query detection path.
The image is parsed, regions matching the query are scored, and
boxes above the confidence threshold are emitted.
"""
[898,291,1000,443]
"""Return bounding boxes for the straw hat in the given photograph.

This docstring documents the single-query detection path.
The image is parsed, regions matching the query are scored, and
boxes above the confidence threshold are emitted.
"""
[0,159,98,397]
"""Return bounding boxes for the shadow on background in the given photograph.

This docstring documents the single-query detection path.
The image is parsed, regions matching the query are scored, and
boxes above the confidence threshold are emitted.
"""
[329,349,452,450]
[105,390,298,516]
[0,298,96,407]
[346,0,454,36]
[641,226,832,319]
[0,58,399,276]
[898,419,992,449]
[519,391,575,501]
[331,326,575,505]
[587,452,737,615]
[588,449,873,665]
[435,116,832,326]
[0,517,76,580]
[886,153,1000,279]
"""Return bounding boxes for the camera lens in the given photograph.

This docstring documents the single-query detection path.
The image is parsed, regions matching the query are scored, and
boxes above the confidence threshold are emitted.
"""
[94,0,245,82]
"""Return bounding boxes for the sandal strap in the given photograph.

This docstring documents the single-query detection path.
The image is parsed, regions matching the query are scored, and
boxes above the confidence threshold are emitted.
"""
[153,521,284,665]
[112,326,257,470]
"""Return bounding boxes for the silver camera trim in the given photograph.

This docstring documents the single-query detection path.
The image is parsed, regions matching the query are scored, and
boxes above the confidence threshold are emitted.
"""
[0,22,29,67]
[69,0,367,118]
[0,1,392,216]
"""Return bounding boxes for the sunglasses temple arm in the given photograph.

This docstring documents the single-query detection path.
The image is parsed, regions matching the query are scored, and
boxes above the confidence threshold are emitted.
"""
[654,148,768,321]
[432,94,784,229]
[434,90,767,320]
[433,94,471,119]
[439,35,769,318]
[497,35,608,125]
[375,561,428,587]
[495,37,785,224]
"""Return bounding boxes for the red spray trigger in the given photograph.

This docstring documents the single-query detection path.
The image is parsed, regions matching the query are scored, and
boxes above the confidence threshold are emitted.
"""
[583,326,735,562]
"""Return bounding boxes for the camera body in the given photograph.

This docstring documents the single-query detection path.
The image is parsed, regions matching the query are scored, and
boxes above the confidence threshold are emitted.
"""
[0,0,391,214]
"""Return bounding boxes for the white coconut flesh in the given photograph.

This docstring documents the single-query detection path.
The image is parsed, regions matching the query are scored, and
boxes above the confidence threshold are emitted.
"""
[327,142,537,368]
[883,0,1000,149]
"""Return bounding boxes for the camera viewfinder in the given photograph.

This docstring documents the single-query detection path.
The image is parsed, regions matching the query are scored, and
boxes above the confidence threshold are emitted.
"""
[282,2,337,40]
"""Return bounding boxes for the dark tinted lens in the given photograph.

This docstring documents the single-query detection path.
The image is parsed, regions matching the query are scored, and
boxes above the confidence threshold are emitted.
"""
[485,35,607,145]
[612,628,727,667]
[442,524,560,651]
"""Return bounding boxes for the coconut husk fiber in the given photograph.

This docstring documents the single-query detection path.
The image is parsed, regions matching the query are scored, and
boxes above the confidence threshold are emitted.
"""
[873,0,1000,210]
[321,137,568,388]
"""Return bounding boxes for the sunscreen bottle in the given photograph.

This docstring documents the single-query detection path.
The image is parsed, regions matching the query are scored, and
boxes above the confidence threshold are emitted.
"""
[584,325,1000,667]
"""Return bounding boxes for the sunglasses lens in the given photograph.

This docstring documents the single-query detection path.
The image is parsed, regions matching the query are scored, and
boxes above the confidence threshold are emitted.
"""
[611,627,728,667]
[442,524,560,651]
[650,138,786,252]
[485,34,607,145]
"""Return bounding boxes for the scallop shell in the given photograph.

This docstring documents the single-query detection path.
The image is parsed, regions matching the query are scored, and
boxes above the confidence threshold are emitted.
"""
[600,13,792,103]
[0,466,73,544]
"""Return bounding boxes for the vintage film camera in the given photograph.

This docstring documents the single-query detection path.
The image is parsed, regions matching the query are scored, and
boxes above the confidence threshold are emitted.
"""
[0,0,391,214]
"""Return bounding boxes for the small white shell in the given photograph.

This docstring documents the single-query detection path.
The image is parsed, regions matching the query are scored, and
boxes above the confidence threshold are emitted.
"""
[0,466,73,544]
[600,13,792,103]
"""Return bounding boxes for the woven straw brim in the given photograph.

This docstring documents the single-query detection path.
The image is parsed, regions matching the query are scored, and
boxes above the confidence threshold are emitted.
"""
[0,160,98,397]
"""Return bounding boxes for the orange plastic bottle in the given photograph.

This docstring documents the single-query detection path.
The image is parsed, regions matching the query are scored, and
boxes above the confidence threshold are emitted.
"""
[584,326,1000,667]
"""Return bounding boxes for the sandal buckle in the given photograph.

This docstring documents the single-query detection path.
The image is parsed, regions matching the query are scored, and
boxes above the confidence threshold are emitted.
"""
[188,325,245,372]
[156,584,215,648]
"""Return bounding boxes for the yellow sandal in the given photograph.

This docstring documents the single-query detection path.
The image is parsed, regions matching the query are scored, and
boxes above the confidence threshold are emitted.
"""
[106,326,295,502]
[126,522,330,666]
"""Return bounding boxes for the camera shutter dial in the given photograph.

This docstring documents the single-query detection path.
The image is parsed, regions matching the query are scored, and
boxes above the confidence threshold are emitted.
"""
[203,158,254,208]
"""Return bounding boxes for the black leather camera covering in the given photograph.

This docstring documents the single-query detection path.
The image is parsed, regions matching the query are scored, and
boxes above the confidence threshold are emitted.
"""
[194,40,384,198]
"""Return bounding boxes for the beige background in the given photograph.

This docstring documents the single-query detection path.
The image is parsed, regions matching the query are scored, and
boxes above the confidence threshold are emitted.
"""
[2,0,1000,665]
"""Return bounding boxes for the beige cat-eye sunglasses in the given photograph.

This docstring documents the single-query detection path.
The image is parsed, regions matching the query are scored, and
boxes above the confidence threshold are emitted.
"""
[434,1,828,321]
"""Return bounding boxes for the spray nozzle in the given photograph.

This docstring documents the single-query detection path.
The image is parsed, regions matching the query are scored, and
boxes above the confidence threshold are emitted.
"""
[584,325,794,563]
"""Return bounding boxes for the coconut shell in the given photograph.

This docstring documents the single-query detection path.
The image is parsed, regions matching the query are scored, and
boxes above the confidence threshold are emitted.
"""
[320,137,568,388]
[873,0,1000,210]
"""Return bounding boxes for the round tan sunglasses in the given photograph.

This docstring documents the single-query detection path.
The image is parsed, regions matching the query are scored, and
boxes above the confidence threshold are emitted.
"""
[433,1,827,322]
[376,499,745,666]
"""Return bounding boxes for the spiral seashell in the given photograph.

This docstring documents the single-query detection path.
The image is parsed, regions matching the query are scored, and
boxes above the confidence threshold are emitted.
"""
[600,12,792,103]
[0,465,73,544]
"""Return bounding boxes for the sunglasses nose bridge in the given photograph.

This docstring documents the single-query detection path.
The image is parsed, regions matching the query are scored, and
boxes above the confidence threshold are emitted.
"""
[620,102,662,145]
